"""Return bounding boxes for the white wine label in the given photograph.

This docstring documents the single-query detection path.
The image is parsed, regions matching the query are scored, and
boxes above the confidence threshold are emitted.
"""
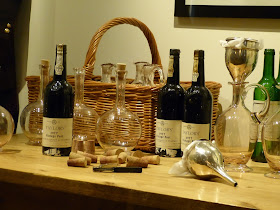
[42,117,73,148]
[253,101,280,142]
[168,56,174,77]
[155,119,181,157]
[181,122,210,151]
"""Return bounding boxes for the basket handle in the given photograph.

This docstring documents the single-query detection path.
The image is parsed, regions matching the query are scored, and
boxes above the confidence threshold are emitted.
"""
[83,17,162,80]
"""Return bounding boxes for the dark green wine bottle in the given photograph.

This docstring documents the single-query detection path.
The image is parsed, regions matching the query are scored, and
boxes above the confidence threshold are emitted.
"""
[252,49,280,162]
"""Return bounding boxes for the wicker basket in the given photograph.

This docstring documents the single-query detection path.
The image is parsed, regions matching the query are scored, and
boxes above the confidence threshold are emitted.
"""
[25,17,222,152]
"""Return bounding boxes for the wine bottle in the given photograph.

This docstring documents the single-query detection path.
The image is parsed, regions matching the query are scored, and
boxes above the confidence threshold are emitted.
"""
[155,49,185,157]
[42,44,74,156]
[252,49,280,162]
[181,50,212,153]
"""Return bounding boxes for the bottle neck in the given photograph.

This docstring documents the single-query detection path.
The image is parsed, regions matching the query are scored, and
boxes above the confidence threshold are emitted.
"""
[192,56,205,86]
[231,83,245,106]
[53,46,67,80]
[115,70,127,109]
[167,55,180,85]
[74,68,85,105]
[262,52,274,79]
[39,64,50,101]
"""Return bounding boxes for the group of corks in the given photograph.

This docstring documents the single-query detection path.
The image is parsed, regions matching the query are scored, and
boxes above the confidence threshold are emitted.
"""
[67,140,160,168]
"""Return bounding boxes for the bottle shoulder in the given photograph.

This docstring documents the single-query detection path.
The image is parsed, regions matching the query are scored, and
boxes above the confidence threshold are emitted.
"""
[159,84,185,94]
[185,85,212,99]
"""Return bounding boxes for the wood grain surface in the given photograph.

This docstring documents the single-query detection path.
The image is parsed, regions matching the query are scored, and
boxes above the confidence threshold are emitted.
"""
[0,134,278,210]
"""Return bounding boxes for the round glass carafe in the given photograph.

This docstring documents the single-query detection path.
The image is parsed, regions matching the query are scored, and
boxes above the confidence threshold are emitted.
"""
[0,105,14,151]
[73,68,99,143]
[20,62,49,145]
[261,107,280,178]
[214,82,269,172]
[96,64,142,152]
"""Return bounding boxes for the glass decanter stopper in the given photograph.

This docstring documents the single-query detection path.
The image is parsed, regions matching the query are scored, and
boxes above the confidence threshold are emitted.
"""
[96,63,142,152]
[214,82,270,172]
[142,64,164,86]
[73,68,99,144]
[0,105,14,152]
[131,61,148,85]
[261,106,280,178]
[20,59,50,145]
[101,63,115,83]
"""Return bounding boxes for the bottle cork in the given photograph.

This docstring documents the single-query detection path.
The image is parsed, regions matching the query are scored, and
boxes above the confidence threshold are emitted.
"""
[67,157,87,167]
[100,155,119,164]
[117,63,126,70]
[77,140,84,152]
[141,155,160,165]
[41,59,50,67]
[118,152,127,164]
[126,156,148,168]
[130,150,144,158]
[69,152,91,165]
[72,140,78,153]
[77,151,98,163]
[84,140,95,154]
[104,148,124,156]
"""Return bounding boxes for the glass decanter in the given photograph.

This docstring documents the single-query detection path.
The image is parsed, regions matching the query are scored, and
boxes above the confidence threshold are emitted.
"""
[261,107,280,178]
[96,63,142,152]
[73,68,99,143]
[20,60,50,145]
[214,82,269,172]
[101,63,115,83]
[142,64,164,86]
[131,61,148,85]
[0,105,14,152]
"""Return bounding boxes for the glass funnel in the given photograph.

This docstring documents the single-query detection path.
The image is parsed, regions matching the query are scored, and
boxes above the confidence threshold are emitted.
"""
[73,68,99,143]
[214,82,269,172]
[20,60,50,145]
[261,107,280,178]
[131,61,148,85]
[96,63,142,152]
[0,105,14,151]
[101,63,115,83]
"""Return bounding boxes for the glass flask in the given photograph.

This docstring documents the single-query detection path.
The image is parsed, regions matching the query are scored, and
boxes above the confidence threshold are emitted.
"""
[214,82,269,172]
[131,61,148,85]
[96,63,142,152]
[0,105,14,151]
[142,64,164,86]
[73,68,99,142]
[20,60,50,145]
[101,63,115,83]
[261,107,280,178]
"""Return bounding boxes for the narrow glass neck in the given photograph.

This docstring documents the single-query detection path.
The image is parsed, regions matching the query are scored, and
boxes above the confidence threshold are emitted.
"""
[263,52,274,79]
[192,56,205,86]
[53,46,67,80]
[115,70,127,109]
[167,55,180,85]
[74,68,85,104]
[231,82,245,106]
[39,64,50,101]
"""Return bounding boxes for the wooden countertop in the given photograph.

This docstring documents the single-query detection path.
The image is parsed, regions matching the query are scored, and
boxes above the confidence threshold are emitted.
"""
[0,134,278,209]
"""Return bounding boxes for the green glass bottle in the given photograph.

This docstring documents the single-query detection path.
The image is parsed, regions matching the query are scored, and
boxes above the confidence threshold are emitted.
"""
[276,51,280,85]
[252,49,280,162]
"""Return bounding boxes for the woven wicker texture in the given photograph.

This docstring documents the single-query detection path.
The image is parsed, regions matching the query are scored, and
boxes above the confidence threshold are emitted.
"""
[25,17,222,152]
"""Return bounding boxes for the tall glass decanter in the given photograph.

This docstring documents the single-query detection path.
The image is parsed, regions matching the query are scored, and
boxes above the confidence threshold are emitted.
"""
[73,68,99,142]
[96,63,142,152]
[20,59,50,145]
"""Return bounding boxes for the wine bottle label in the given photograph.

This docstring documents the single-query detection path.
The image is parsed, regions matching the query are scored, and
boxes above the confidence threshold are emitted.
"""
[253,100,280,142]
[192,58,199,82]
[42,117,73,148]
[155,119,181,157]
[181,122,210,152]
[168,55,174,77]
[55,45,64,75]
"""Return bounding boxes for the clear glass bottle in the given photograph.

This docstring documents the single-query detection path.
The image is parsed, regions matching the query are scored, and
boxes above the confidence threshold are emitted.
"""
[155,49,185,157]
[73,67,99,142]
[0,105,14,152]
[142,64,164,86]
[20,59,50,145]
[252,49,280,162]
[101,63,115,83]
[214,83,269,172]
[132,61,148,85]
[96,63,142,152]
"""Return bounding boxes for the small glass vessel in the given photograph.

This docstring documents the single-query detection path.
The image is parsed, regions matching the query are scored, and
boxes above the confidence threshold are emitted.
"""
[20,60,50,145]
[73,68,99,142]
[131,61,148,85]
[101,63,115,83]
[96,63,142,152]
[214,82,269,172]
[0,105,14,151]
[261,107,280,178]
[142,64,164,86]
